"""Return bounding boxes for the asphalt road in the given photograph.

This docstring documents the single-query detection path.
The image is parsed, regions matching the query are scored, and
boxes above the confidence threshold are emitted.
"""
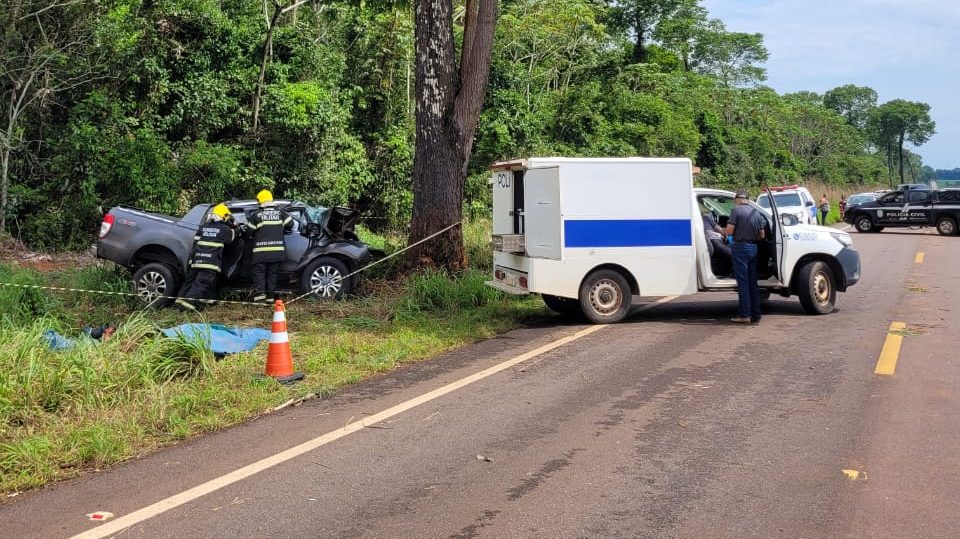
[3,227,958,539]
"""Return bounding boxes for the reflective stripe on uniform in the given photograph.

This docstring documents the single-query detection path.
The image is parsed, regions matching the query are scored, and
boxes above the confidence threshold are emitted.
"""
[253,246,285,253]
[190,263,222,272]
[196,241,224,248]
[258,220,284,226]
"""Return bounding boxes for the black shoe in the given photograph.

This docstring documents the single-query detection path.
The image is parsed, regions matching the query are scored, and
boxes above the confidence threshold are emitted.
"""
[750,317,761,324]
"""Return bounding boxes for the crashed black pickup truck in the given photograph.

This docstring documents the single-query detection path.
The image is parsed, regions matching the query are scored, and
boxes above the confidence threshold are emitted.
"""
[96,200,375,305]
[844,189,960,236]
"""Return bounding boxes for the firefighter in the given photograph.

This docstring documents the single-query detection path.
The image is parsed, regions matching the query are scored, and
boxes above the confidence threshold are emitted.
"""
[247,189,294,302]
[175,203,236,311]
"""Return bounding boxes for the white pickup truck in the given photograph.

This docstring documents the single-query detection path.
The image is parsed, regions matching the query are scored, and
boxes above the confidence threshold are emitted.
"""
[485,157,861,323]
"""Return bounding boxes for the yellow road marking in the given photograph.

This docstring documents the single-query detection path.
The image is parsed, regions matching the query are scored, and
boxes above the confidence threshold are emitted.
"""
[71,296,678,539]
[914,252,925,264]
[874,322,906,376]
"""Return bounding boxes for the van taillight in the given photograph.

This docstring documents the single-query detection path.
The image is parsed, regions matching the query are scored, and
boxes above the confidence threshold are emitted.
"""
[99,214,115,239]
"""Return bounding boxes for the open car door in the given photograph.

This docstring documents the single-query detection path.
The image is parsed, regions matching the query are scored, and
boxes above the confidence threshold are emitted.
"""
[761,185,785,283]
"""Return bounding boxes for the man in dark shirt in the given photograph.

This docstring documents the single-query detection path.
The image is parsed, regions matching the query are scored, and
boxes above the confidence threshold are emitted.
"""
[725,191,766,324]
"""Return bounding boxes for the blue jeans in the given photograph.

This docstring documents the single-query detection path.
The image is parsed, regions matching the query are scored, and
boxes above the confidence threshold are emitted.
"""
[732,243,761,320]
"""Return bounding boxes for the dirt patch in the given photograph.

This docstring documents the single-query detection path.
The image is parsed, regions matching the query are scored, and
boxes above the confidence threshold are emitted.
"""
[0,236,97,272]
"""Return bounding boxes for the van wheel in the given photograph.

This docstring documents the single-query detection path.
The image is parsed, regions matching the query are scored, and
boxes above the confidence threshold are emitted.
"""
[132,263,180,307]
[542,294,583,318]
[300,257,350,299]
[854,215,874,233]
[579,269,631,324]
[936,216,957,236]
[797,261,835,315]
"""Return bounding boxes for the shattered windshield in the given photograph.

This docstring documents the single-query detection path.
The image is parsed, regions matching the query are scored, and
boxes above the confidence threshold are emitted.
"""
[303,204,330,224]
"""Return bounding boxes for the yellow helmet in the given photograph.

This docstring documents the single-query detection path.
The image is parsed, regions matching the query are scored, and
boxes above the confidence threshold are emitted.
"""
[256,189,273,205]
[211,203,231,220]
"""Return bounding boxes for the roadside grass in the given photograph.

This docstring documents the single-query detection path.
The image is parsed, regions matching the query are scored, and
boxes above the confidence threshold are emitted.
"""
[0,224,547,494]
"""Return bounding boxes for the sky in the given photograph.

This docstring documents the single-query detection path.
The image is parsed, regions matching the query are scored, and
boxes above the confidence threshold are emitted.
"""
[702,0,959,170]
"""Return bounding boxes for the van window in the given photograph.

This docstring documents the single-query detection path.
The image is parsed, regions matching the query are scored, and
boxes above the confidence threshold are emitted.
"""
[908,191,930,203]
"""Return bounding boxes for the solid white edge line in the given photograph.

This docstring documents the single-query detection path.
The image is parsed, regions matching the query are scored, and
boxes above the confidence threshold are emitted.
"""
[71,295,677,539]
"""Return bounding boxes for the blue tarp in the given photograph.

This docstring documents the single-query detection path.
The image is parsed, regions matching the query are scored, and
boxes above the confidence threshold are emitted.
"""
[160,324,272,355]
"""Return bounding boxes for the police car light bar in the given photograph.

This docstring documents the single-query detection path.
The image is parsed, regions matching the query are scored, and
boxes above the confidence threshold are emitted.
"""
[766,185,800,192]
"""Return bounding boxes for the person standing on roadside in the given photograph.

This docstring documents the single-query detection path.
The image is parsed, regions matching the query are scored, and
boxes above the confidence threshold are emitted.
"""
[248,189,294,302]
[725,191,766,324]
[838,195,847,221]
[176,203,236,311]
[819,194,830,225]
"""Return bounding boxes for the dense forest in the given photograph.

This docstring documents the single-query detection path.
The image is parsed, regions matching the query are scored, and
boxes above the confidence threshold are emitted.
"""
[0,0,938,250]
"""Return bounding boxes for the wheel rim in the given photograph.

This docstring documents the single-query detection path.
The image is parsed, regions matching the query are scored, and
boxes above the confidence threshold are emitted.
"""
[939,220,955,235]
[856,217,871,232]
[136,271,167,302]
[589,279,622,315]
[812,271,831,306]
[309,265,343,298]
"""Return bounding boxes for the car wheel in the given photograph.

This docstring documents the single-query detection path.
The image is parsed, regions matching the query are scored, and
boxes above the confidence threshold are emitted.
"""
[797,261,835,315]
[542,294,583,318]
[300,257,350,300]
[132,263,180,307]
[854,215,874,233]
[936,216,957,236]
[578,269,631,324]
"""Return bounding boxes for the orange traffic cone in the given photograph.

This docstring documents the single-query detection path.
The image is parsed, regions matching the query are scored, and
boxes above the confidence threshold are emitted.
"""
[264,299,304,384]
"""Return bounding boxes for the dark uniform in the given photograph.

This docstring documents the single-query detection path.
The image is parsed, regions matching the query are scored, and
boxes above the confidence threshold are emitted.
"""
[247,204,294,299]
[728,201,767,323]
[176,218,235,311]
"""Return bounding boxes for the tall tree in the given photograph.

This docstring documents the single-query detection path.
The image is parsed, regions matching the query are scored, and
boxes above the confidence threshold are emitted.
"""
[654,0,708,71]
[615,0,682,64]
[690,19,768,86]
[0,1,102,233]
[823,84,877,131]
[408,0,498,269]
[873,99,935,184]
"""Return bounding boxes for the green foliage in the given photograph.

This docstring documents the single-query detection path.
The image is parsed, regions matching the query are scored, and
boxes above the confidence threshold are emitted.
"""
[1,0,939,250]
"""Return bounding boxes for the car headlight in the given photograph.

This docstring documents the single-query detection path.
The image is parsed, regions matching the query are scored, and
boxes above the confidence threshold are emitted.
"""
[830,231,853,247]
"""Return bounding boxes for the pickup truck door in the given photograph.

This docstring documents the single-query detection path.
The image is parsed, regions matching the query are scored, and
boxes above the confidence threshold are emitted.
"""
[282,208,309,273]
[875,191,906,225]
[906,190,934,225]
[760,186,784,282]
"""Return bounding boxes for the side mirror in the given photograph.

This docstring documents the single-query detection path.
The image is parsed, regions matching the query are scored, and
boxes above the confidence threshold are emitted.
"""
[805,200,814,207]
[781,214,799,227]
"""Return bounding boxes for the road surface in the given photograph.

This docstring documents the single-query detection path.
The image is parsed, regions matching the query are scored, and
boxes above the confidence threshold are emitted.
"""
[2,227,958,538]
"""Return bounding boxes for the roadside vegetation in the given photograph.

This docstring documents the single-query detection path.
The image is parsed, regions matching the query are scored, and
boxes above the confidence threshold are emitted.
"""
[0,223,544,494]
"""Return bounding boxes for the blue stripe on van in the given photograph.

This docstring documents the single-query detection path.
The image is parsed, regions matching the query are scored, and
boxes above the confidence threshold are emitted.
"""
[564,219,692,248]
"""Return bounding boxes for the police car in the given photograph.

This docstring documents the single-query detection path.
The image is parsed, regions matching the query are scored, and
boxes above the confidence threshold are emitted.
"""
[843,189,960,235]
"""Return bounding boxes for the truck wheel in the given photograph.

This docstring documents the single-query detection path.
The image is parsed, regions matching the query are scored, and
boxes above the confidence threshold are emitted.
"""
[936,216,957,236]
[132,263,180,307]
[300,257,350,300]
[542,294,583,318]
[797,261,836,315]
[578,269,631,324]
[854,215,874,233]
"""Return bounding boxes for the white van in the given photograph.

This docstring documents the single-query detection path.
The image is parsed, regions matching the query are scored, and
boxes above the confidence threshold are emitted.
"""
[486,157,861,323]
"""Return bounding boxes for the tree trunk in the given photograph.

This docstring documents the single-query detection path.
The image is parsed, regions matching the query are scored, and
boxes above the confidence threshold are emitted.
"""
[252,3,282,133]
[631,27,647,64]
[407,0,498,270]
[897,131,905,184]
[0,144,9,234]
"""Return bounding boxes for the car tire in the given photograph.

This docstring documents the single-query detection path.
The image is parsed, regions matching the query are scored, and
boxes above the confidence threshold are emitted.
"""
[542,294,583,318]
[578,269,631,324]
[936,216,957,236]
[132,263,180,307]
[299,257,351,300]
[854,215,874,233]
[796,261,836,315]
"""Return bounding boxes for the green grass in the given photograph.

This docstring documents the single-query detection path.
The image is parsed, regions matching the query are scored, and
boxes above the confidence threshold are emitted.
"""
[0,226,547,493]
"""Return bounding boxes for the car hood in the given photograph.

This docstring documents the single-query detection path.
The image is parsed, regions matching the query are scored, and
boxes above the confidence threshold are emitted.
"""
[759,205,808,215]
